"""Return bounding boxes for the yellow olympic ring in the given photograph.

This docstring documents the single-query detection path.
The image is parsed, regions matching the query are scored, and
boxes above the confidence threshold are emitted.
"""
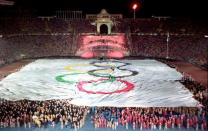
[64,64,90,73]
[64,63,115,74]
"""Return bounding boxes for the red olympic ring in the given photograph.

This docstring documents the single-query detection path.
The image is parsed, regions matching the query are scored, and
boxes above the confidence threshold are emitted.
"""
[77,78,134,94]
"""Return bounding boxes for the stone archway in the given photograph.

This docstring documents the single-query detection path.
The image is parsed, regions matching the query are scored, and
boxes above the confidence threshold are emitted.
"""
[100,24,108,34]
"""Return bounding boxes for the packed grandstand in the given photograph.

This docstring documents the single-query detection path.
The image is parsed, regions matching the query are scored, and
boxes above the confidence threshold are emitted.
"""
[0,7,207,131]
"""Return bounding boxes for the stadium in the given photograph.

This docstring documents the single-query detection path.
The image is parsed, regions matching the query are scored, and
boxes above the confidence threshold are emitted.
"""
[0,0,207,130]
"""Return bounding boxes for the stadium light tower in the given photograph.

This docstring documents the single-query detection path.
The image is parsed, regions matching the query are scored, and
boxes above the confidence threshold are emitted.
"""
[132,3,138,20]
[166,32,170,59]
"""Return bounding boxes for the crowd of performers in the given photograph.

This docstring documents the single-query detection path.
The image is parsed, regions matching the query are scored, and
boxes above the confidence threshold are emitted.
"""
[0,79,207,130]
[0,99,88,129]
[0,102,207,130]
[181,78,208,107]
[92,107,207,130]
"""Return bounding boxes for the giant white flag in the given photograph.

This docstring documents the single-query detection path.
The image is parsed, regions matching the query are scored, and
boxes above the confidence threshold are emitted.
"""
[0,59,199,107]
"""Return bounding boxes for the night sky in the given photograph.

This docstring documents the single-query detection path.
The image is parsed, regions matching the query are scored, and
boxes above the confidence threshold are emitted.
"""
[0,0,207,18]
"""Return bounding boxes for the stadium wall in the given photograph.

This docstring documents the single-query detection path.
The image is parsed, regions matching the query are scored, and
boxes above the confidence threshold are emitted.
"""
[0,18,207,68]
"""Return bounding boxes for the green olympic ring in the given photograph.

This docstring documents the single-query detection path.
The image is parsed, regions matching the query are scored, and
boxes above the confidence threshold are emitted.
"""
[55,73,85,84]
[56,72,116,86]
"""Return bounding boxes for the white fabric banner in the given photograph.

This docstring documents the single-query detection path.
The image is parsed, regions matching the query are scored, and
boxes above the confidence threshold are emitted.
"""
[0,59,199,107]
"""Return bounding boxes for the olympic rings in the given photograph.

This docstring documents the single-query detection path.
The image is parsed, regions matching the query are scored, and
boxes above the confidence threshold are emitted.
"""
[55,60,138,95]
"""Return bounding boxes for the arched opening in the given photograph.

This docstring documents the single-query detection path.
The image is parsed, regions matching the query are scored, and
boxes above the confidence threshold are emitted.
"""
[100,24,108,34]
